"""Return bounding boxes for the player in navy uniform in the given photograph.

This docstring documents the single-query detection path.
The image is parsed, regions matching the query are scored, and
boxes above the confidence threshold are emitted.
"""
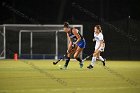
[63,22,86,69]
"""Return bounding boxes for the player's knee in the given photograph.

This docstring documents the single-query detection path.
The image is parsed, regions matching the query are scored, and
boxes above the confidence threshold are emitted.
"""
[93,53,97,57]
[74,55,78,59]
[67,54,70,58]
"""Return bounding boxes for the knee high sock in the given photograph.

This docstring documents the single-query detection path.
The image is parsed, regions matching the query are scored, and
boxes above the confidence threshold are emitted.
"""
[91,57,96,66]
[76,57,82,63]
[98,56,104,61]
[65,57,70,67]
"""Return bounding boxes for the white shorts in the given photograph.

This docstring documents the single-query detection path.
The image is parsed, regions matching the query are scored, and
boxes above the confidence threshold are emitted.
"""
[98,47,105,52]
[95,46,105,52]
[95,43,105,52]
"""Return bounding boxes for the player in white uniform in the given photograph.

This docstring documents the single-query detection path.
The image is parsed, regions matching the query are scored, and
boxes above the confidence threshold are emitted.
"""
[87,25,106,69]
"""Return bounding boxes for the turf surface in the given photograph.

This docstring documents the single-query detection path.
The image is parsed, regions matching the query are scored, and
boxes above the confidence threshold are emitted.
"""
[0,60,140,93]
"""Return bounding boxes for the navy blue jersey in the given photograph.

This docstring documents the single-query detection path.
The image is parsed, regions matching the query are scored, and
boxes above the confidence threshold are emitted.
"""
[68,28,83,42]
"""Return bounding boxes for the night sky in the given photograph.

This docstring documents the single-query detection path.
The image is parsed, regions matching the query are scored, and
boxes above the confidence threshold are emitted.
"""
[0,0,140,24]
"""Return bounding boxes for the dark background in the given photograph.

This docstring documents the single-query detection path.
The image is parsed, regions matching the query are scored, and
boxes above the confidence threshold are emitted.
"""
[0,0,140,60]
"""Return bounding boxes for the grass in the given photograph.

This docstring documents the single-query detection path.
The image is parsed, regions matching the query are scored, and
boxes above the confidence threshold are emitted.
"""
[0,60,140,93]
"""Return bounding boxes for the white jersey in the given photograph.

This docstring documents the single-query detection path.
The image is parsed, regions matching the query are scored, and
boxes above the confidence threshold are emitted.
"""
[94,32,104,50]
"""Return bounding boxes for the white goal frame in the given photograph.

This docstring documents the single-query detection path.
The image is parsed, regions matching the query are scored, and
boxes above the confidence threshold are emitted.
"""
[2,24,83,59]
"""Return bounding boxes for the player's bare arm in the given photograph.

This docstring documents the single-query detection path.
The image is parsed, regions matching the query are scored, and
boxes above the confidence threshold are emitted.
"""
[72,28,81,44]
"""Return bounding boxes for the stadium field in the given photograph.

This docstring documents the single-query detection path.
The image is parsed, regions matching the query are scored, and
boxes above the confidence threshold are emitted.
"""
[0,60,140,93]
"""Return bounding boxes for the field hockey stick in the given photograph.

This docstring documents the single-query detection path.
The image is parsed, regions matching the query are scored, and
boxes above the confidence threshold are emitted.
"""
[53,42,76,65]
[52,49,75,65]
[82,54,93,61]
[53,55,66,65]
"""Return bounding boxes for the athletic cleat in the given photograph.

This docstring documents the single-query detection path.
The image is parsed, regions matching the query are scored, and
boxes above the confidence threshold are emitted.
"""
[87,65,93,69]
[102,59,106,66]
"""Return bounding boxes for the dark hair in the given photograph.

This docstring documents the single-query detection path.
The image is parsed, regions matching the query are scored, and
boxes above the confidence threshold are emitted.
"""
[95,25,102,32]
[64,22,69,28]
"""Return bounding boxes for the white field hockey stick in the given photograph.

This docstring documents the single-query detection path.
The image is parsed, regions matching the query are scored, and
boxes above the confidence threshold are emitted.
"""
[82,54,93,61]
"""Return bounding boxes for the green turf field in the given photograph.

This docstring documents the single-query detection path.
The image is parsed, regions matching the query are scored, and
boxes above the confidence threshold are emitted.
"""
[0,60,140,93]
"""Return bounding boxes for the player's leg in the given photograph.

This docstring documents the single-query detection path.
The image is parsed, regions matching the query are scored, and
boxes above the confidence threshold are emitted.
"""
[74,47,84,68]
[97,52,106,66]
[64,53,70,69]
[74,39,86,68]
[87,50,99,69]
[97,47,106,66]
[63,47,77,69]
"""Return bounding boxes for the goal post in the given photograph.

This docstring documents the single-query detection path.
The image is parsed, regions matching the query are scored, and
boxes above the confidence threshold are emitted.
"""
[1,24,83,59]
[0,26,6,59]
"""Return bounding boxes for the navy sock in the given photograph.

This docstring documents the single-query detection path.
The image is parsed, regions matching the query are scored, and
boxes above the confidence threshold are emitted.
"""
[76,57,82,63]
[64,57,70,67]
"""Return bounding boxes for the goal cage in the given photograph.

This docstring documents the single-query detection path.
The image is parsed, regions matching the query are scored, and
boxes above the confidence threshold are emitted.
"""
[0,24,83,59]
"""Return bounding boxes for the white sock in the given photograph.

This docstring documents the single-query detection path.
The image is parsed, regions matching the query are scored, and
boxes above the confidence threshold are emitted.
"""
[98,56,104,61]
[91,57,96,66]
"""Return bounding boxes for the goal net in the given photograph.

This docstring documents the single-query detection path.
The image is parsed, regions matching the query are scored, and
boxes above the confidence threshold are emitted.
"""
[2,24,83,59]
